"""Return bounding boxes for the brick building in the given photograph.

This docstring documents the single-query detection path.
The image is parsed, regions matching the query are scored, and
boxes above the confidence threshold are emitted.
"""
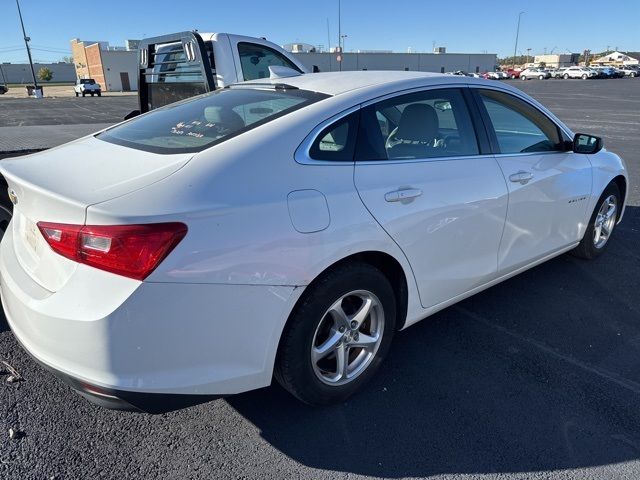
[70,39,139,92]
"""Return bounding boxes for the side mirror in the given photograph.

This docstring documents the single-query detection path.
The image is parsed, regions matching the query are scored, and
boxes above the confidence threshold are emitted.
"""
[573,133,603,154]
[124,110,140,120]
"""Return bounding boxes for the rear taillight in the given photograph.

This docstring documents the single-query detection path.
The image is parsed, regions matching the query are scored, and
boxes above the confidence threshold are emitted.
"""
[37,222,187,280]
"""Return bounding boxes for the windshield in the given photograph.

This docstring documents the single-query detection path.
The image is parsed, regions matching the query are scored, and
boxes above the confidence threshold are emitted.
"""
[98,87,328,154]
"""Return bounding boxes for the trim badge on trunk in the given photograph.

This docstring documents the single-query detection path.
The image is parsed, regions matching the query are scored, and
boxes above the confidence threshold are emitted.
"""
[8,190,18,206]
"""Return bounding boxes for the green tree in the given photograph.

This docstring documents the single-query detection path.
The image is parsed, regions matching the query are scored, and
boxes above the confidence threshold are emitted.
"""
[60,56,73,64]
[37,67,53,82]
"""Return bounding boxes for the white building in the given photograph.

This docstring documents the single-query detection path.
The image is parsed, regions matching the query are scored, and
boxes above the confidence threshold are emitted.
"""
[591,51,639,66]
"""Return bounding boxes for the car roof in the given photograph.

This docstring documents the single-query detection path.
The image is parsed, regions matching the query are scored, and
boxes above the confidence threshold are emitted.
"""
[241,71,471,96]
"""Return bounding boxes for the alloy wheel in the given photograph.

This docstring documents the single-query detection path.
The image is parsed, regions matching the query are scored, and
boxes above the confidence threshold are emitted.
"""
[593,195,617,249]
[311,290,385,386]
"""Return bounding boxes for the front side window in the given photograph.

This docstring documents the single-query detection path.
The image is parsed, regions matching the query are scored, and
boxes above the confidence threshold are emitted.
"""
[238,42,302,81]
[477,89,564,154]
[98,88,328,154]
[357,88,480,161]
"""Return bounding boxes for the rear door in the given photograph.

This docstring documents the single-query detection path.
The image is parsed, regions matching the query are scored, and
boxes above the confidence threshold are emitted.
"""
[353,87,508,308]
[472,88,592,273]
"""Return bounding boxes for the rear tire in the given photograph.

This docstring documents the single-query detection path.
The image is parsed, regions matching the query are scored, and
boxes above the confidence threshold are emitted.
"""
[571,183,621,260]
[274,262,396,405]
[582,74,588,80]
[521,75,526,80]
[539,75,544,80]
[563,74,569,79]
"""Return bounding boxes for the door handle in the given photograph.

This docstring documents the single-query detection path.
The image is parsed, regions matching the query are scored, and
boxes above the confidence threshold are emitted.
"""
[509,171,534,185]
[385,188,423,203]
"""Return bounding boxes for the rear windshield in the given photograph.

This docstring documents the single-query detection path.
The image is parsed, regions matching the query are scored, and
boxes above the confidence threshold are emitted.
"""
[98,87,328,154]
[80,79,96,84]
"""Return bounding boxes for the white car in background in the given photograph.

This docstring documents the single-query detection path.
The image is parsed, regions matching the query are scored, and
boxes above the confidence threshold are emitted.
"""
[617,66,639,77]
[519,68,551,80]
[562,66,598,79]
[74,78,102,97]
[0,71,628,412]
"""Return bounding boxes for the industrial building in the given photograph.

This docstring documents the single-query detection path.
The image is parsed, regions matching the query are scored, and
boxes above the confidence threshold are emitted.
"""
[0,62,75,84]
[292,51,497,74]
[70,39,139,92]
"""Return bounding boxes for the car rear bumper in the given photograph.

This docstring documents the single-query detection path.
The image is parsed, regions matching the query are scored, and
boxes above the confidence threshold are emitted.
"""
[1,228,301,410]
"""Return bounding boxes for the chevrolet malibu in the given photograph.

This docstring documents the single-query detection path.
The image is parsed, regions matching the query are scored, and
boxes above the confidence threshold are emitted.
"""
[0,71,627,412]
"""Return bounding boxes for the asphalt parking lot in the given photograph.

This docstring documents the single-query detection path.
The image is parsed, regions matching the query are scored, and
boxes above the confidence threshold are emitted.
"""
[1,78,639,479]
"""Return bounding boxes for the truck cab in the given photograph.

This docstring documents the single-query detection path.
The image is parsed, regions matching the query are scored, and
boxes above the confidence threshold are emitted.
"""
[135,31,309,114]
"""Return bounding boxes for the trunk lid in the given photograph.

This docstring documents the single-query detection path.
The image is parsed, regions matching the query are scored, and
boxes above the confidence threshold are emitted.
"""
[1,135,192,292]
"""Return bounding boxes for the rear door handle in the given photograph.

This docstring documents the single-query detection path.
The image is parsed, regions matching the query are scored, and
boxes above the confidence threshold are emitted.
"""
[509,171,534,185]
[385,188,423,202]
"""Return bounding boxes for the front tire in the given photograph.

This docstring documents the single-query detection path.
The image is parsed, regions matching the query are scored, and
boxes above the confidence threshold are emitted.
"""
[564,74,570,79]
[275,262,396,405]
[571,183,621,260]
[582,74,588,80]
[539,75,544,80]
[521,75,527,80]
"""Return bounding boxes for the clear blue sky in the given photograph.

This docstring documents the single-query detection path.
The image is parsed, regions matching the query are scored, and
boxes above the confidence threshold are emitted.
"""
[1,0,639,63]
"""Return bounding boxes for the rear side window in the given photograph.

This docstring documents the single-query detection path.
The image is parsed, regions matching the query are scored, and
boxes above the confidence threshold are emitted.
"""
[356,88,479,161]
[238,42,302,81]
[98,88,328,154]
[309,111,359,161]
[477,89,564,153]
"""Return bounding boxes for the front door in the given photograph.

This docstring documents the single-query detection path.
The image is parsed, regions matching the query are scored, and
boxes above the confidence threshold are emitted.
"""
[474,88,592,273]
[354,88,508,308]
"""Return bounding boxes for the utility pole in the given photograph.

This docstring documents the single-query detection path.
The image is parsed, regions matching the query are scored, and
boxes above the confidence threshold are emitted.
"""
[15,0,39,92]
[338,0,342,71]
[526,48,532,65]
[512,11,524,69]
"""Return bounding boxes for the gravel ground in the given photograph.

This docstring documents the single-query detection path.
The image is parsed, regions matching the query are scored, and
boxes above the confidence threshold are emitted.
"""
[1,77,639,480]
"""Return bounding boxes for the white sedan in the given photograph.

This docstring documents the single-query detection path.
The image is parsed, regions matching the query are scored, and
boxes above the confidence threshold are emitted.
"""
[0,71,628,411]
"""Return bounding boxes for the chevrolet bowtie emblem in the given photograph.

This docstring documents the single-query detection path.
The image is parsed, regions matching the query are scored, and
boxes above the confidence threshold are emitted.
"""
[8,190,18,206]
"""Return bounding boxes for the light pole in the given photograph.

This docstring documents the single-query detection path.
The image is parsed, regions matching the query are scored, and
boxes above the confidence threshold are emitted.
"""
[15,0,39,93]
[512,11,524,69]
[338,0,342,71]
[341,34,348,52]
[526,48,532,65]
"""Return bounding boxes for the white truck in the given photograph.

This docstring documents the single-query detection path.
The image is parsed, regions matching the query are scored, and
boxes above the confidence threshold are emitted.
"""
[74,78,102,97]
[130,31,310,117]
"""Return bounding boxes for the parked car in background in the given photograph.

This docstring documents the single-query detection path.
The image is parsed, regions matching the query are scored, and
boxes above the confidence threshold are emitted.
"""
[519,68,551,80]
[548,67,567,79]
[74,79,101,97]
[592,66,620,78]
[482,71,501,80]
[0,71,628,411]
[504,68,521,79]
[617,66,639,77]
[445,70,468,76]
[562,66,598,79]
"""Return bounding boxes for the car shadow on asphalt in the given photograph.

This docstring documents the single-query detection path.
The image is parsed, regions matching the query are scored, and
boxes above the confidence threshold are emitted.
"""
[227,205,640,478]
